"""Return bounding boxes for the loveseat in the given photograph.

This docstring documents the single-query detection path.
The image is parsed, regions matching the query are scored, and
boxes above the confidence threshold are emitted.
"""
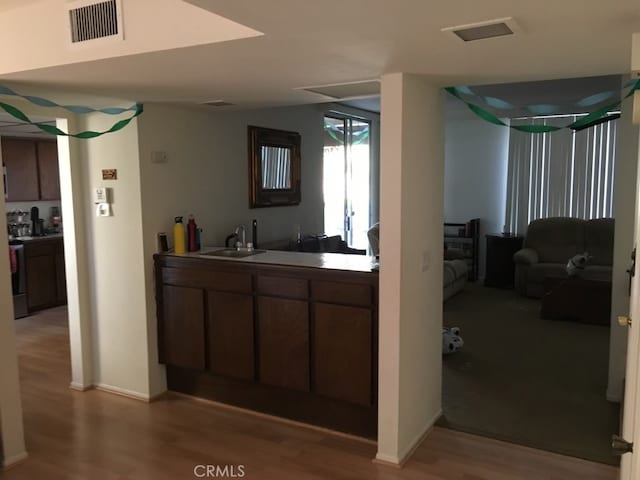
[513,217,614,298]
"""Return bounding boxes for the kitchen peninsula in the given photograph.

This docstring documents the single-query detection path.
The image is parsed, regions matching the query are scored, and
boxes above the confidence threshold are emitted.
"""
[154,249,379,437]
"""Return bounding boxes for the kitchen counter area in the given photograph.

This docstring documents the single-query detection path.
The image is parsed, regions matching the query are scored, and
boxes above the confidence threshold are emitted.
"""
[154,249,379,437]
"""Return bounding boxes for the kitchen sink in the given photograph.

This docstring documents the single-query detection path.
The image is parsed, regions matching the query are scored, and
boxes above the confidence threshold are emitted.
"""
[201,248,266,258]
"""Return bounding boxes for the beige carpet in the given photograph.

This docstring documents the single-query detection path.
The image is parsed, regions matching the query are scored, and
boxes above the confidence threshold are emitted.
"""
[439,284,620,465]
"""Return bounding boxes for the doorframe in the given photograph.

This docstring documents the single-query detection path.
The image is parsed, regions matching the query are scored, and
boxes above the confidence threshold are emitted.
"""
[0,109,93,467]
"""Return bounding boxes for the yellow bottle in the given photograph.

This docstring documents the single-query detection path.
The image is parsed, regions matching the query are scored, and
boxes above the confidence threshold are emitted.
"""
[173,216,186,254]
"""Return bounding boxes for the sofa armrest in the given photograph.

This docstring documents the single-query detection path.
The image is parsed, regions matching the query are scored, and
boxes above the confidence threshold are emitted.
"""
[513,248,539,265]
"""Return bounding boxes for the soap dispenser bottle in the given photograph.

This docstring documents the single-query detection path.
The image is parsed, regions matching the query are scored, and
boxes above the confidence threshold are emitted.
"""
[174,216,186,254]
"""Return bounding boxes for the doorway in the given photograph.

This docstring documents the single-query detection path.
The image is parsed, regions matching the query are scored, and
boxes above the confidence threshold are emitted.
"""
[323,114,371,250]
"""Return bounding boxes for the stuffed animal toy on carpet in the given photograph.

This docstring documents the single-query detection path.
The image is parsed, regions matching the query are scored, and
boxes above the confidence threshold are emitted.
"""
[443,327,464,355]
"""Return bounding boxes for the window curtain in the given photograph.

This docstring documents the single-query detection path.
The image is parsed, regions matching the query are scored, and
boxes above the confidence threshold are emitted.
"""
[504,116,617,235]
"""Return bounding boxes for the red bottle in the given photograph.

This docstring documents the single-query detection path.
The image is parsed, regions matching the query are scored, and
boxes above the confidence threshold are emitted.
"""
[187,215,197,252]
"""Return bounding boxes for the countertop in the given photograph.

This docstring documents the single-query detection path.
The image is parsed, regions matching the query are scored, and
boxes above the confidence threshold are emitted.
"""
[9,234,63,243]
[163,247,379,273]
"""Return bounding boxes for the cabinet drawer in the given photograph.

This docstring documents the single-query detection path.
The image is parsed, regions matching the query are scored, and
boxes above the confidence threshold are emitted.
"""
[311,280,372,307]
[162,267,251,293]
[257,275,308,299]
[25,242,56,257]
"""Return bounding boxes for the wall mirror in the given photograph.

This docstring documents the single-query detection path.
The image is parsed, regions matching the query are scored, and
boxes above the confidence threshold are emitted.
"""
[248,125,301,208]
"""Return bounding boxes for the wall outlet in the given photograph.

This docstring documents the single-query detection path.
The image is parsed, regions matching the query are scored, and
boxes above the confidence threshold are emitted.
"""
[421,250,431,272]
[151,151,168,164]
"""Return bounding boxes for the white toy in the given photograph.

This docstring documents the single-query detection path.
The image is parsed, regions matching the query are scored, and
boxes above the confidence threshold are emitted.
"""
[566,252,591,276]
[443,327,464,355]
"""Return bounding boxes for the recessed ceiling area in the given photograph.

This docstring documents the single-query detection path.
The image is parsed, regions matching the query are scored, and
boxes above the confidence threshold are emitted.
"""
[0,0,637,109]
[0,113,56,138]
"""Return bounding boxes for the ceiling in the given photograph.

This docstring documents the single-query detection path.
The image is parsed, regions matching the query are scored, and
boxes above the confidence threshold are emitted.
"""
[0,113,56,138]
[0,0,638,109]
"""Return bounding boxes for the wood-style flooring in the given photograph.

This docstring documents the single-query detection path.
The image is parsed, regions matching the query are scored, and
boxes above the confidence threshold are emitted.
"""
[4,306,619,479]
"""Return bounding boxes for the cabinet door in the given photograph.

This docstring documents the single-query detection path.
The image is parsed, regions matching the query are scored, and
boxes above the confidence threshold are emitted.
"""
[37,141,60,200]
[26,252,57,310]
[314,303,373,406]
[207,291,254,381]
[2,138,39,201]
[161,285,205,370]
[55,251,67,304]
[258,296,309,391]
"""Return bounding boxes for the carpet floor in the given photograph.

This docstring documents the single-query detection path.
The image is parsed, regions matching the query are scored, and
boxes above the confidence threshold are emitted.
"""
[438,283,620,465]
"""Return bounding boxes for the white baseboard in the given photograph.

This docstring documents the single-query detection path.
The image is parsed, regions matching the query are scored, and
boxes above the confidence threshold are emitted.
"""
[69,381,93,392]
[94,383,151,402]
[607,389,622,403]
[3,451,28,469]
[374,408,442,467]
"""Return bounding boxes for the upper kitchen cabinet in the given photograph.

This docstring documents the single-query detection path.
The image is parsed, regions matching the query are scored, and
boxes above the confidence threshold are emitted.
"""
[2,138,39,201]
[36,141,61,200]
[2,138,60,202]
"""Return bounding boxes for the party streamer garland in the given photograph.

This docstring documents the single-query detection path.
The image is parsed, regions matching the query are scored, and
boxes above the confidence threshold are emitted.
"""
[445,79,640,134]
[0,85,143,138]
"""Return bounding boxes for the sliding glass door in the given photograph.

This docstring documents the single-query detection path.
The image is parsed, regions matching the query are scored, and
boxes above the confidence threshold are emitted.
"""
[323,115,371,249]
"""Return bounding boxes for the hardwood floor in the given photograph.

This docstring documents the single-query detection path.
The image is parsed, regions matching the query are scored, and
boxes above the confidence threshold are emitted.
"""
[4,306,619,480]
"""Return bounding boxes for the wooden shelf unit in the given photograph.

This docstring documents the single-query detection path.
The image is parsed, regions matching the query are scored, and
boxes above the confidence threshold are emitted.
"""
[444,219,479,281]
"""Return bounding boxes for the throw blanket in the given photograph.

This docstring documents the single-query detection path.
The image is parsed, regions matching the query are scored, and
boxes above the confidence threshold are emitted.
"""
[9,246,17,274]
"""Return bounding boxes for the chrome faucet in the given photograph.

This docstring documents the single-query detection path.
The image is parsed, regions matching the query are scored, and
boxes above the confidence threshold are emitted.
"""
[234,225,246,249]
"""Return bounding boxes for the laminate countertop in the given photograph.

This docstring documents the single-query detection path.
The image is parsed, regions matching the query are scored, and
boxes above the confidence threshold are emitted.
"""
[162,247,378,273]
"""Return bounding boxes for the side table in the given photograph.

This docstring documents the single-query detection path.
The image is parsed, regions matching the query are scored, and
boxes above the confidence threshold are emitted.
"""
[484,234,524,288]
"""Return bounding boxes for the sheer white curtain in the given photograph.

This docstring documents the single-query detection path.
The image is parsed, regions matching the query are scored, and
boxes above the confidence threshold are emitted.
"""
[504,116,617,235]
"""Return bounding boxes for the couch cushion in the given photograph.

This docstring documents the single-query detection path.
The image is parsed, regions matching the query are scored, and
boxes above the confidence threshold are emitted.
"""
[582,265,613,282]
[584,218,615,266]
[526,263,568,285]
[524,217,585,263]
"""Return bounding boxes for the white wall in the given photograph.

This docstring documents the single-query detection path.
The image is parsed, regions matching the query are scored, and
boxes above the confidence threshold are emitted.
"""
[0,187,27,466]
[77,111,162,398]
[377,73,444,464]
[608,80,640,401]
[444,101,510,279]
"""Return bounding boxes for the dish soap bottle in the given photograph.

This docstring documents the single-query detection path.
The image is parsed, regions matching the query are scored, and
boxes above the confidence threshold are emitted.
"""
[174,216,186,254]
[187,215,197,252]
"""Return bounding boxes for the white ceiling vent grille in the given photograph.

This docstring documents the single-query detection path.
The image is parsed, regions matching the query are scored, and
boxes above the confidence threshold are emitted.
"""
[68,0,123,44]
[442,17,520,42]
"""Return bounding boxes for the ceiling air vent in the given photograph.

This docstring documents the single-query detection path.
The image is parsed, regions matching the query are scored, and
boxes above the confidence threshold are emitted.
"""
[442,17,520,42]
[297,80,380,100]
[68,0,122,43]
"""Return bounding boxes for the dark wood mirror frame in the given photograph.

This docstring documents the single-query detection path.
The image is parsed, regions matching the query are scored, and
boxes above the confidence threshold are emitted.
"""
[248,125,301,208]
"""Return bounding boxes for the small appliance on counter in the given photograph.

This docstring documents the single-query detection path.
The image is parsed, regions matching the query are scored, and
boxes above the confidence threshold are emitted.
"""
[30,206,45,237]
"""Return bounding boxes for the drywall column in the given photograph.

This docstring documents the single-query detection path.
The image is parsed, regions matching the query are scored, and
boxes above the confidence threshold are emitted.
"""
[377,73,444,464]
[0,180,27,467]
[607,79,640,402]
[58,118,95,390]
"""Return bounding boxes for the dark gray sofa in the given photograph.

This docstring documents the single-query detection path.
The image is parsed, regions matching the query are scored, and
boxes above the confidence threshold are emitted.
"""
[513,217,614,298]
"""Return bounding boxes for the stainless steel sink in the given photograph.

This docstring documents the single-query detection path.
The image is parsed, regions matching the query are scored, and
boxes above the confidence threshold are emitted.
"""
[201,248,266,258]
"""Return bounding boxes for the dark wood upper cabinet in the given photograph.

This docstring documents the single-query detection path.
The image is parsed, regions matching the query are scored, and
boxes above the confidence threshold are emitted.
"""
[2,138,39,201]
[2,138,60,201]
[37,141,61,200]
[207,291,255,381]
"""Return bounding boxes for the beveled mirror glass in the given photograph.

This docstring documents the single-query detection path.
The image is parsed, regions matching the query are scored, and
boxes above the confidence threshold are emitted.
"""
[248,126,301,208]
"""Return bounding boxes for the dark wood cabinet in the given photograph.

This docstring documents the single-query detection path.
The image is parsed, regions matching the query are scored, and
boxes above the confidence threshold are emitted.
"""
[36,141,61,200]
[314,303,373,406]
[258,296,309,391]
[2,138,60,201]
[24,237,66,311]
[3,138,39,201]
[155,255,379,437]
[485,234,524,288]
[161,285,205,370]
[207,291,254,381]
